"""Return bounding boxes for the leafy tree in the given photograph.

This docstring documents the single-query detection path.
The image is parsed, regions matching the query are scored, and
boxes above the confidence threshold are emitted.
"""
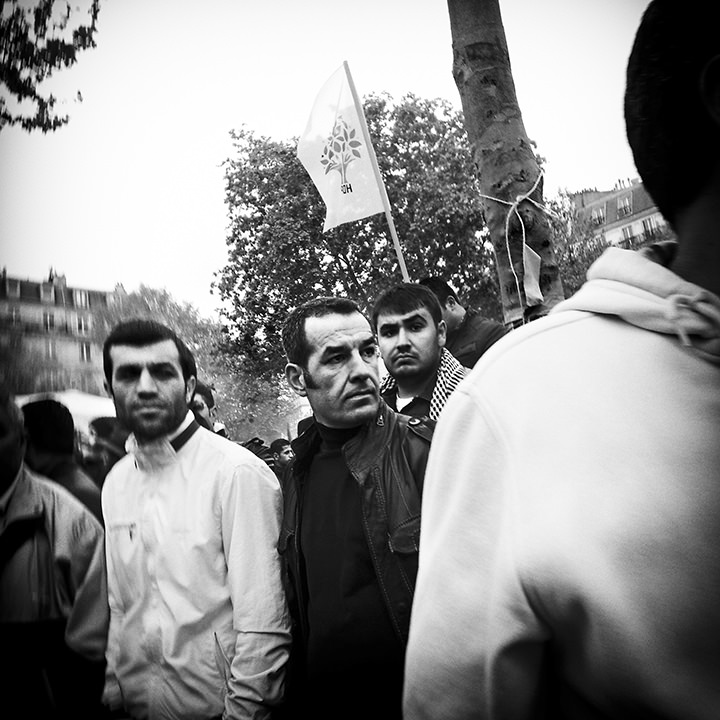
[447,0,565,325]
[0,0,100,132]
[216,93,501,379]
[93,285,297,442]
[546,193,609,298]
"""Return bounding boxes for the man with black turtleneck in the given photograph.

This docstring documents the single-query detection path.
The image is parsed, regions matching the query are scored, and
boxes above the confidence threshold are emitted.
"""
[278,296,434,720]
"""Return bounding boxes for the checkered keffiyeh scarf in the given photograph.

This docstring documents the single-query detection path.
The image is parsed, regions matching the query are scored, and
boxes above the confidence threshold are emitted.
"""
[380,348,469,421]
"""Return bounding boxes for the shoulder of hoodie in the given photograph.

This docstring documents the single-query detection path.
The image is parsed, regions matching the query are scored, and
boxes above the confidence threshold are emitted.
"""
[464,307,616,383]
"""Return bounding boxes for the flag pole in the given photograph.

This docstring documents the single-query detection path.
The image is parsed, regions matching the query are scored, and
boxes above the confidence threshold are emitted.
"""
[343,61,410,283]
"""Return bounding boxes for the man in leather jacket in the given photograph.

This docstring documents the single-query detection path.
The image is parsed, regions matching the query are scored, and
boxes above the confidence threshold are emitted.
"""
[277,296,434,720]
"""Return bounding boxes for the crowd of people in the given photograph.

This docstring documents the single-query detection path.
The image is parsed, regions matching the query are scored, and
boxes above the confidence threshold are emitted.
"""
[1,3,718,718]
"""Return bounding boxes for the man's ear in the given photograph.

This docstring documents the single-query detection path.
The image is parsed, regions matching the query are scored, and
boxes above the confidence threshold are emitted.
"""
[437,319,447,348]
[285,363,308,397]
[185,376,197,405]
[701,54,720,126]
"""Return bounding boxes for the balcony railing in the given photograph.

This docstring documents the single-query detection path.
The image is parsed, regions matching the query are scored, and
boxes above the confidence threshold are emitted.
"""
[0,316,91,337]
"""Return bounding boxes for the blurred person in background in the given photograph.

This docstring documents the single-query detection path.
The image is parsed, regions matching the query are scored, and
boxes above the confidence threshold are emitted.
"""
[269,437,294,481]
[22,397,103,524]
[418,276,508,369]
[0,383,109,719]
[84,416,130,489]
[192,379,228,437]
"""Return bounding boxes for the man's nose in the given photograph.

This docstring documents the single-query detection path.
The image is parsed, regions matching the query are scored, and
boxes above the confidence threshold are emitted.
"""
[348,350,372,379]
[137,368,158,393]
[396,327,411,347]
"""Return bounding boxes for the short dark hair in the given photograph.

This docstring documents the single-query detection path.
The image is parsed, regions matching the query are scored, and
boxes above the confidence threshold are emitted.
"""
[418,277,462,307]
[22,398,75,454]
[281,296,365,367]
[269,438,290,454]
[194,380,215,409]
[371,283,443,328]
[103,319,197,388]
[624,0,720,228]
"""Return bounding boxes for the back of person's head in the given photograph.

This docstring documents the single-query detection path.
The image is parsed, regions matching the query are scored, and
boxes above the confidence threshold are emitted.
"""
[625,0,720,228]
[269,438,290,454]
[371,283,443,328]
[418,277,461,308]
[194,380,215,410]
[22,398,75,455]
[103,318,197,388]
[282,296,364,366]
[89,415,130,459]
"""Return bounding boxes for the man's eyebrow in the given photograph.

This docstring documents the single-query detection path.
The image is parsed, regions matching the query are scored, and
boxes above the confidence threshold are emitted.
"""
[378,319,400,331]
[402,312,427,325]
[115,361,179,373]
[319,343,350,359]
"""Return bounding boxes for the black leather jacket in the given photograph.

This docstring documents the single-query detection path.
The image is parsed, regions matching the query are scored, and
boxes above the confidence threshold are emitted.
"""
[278,401,434,652]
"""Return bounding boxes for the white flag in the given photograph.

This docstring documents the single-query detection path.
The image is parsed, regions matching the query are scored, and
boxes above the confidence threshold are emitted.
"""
[297,62,386,232]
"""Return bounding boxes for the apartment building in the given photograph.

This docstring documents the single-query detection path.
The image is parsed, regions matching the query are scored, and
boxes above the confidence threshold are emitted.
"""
[571,178,667,246]
[0,269,117,394]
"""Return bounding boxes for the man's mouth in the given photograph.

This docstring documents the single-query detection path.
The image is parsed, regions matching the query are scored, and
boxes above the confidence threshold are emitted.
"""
[346,389,376,401]
[394,353,416,364]
[134,405,164,415]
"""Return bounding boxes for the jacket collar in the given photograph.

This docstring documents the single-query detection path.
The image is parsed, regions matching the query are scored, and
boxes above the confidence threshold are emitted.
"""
[290,400,394,478]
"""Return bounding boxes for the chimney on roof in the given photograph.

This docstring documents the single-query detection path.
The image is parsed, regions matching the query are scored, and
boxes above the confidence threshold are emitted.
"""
[51,271,67,289]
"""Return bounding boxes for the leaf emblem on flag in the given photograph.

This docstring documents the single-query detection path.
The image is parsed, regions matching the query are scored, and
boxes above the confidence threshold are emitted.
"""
[297,62,386,232]
[320,116,363,186]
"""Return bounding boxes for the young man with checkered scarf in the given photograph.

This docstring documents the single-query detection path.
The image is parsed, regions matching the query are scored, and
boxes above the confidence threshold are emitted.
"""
[373,283,469,421]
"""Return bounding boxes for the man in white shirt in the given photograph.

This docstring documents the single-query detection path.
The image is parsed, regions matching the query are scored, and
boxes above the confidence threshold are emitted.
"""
[101,319,290,720]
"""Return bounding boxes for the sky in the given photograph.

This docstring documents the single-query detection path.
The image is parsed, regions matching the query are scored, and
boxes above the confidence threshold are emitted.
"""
[0,0,651,318]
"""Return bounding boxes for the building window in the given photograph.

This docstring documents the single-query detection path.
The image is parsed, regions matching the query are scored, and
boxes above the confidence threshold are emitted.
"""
[622,225,635,243]
[74,289,89,308]
[591,207,605,226]
[40,284,55,303]
[618,195,632,218]
[43,312,55,331]
[642,217,657,236]
[77,315,90,334]
[7,279,20,298]
[80,342,92,362]
[46,339,57,360]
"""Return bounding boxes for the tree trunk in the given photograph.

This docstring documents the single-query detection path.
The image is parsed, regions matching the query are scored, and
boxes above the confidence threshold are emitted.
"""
[447,0,565,325]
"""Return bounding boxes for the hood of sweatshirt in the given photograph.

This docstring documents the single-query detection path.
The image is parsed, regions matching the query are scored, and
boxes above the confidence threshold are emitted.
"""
[552,247,720,365]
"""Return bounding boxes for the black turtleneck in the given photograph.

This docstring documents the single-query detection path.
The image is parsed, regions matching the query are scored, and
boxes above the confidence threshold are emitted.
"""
[299,422,405,719]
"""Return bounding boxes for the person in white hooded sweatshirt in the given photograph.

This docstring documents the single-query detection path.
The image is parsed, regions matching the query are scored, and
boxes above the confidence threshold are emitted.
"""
[403,1,720,718]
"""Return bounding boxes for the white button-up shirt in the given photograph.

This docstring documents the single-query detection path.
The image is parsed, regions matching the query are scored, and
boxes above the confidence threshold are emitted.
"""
[102,413,290,719]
